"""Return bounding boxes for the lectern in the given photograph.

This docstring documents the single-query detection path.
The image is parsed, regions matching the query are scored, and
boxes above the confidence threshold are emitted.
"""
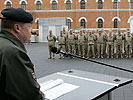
[38,69,132,100]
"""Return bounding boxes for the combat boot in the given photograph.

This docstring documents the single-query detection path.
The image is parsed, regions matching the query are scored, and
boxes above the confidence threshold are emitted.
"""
[120,54,123,58]
[116,55,118,59]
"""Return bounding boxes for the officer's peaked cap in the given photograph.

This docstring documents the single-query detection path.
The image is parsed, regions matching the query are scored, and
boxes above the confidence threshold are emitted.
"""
[0,7,33,23]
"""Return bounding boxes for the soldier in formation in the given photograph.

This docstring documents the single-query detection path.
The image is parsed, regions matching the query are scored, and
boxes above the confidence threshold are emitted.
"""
[53,28,133,59]
[47,30,56,59]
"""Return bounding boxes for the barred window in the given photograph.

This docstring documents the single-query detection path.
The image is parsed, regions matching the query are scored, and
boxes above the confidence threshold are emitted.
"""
[130,0,133,9]
[36,1,41,10]
[66,0,71,10]
[52,0,57,10]
[98,19,103,28]
[81,19,86,28]
[98,0,103,9]
[80,0,85,9]
[67,19,71,29]
[114,0,118,9]
[6,2,11,8]
[114,19,118,28]
[21,1,26,10]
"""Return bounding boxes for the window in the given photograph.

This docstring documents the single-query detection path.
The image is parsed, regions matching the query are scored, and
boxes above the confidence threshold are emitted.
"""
[21,1,26,10]
[66,0,71,10]
[67,19,71,29]
[114,0,118,9]
[130,0,133,9]
[52,0,57,10]
[80,0,85,9]
[6,1,11,8]
[36,1,41,10]
[98,19,103,28]
[114,19,118,28]
[81,19,86,28]
[98,0,103,9]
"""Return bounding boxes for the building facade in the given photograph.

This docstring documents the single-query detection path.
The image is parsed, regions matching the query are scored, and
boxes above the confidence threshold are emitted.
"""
[0,0,133,41]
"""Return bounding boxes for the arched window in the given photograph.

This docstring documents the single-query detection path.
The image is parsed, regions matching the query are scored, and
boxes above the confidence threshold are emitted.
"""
[6,1,11,8]
[98,19,103,28]
[80,0,85,9]
[114,19,118,28]
[114,0,118,9]
[66,0,71,10]
[67,19,71,29]
[81,19,86,28]
[52,0,57,10]
[21,1,26,10]
[36,1,41,10]
[98,0,103,9]
[130,0,133,9]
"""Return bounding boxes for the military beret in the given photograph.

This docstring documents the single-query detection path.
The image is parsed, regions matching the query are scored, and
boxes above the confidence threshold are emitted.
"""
[0,7,33,23]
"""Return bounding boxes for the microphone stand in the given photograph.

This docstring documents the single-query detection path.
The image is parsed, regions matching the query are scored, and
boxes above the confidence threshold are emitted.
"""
[61,52,133,74]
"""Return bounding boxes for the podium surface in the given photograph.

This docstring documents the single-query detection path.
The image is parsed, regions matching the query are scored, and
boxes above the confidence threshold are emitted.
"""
[38,69,132,100]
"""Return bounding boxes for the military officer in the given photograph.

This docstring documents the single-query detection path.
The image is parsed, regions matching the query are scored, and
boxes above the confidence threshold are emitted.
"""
[47,30,56,59]
[77,30,86,58]
[125,31,132,58]
[57,31,66,59]
[115,30,124,58]
[106,30,114,58]
[0,7,44,100]
[87,31,95,58]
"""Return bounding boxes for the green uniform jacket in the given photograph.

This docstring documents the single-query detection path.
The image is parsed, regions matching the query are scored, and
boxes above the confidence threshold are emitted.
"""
[0,30,44,100]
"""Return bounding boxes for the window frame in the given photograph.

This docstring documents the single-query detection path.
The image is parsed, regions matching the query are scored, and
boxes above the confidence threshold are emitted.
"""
[52,0,57,10]
[80,19,86,28]
[21,1,26,10]
[80,0,85,9]
[114,19,118,28]
[98,19,103,28]
[66,0,71,10]
[6,1,11,9]
[36,1,41,10]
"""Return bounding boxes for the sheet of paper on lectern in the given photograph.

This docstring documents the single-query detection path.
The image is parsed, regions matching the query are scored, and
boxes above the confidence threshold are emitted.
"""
[40,79,79,100]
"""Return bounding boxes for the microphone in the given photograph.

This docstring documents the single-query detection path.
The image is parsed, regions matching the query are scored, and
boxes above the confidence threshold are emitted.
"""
[51,47,133,74]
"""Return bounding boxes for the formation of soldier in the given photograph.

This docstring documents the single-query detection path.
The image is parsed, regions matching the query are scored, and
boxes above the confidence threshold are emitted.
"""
[47,28,133,59]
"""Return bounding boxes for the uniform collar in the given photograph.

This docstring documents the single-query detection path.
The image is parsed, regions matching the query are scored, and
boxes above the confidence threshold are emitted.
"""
[0,30,26,52]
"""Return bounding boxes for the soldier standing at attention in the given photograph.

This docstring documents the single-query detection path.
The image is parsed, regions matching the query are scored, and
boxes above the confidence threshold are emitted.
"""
[97,30,105,58]
[106,30,114,58]
[115,30,124,58]
[57,31,66,59]
[78,30,86,58]
[67,30,75,55]
[87,31,95,58]
[47,30,56,59]
[62,27,68,52]
[125,31,132,58]
[74,31,79,55]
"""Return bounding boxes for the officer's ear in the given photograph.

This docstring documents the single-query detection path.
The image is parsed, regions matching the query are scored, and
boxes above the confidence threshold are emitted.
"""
[13,24,21,33]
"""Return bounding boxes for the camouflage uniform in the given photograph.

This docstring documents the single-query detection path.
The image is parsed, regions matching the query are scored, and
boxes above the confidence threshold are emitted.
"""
[87,31,95,58]
[125,32,132,58]
[67,30,75,55]
[62,28,68,52]
[106,31,114,58]
[115,31,123,58]
[77,31,86,57]
[47,31,56,59]
[96,31,105,58]
[74,32,79,55]
[57,31,66,59]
